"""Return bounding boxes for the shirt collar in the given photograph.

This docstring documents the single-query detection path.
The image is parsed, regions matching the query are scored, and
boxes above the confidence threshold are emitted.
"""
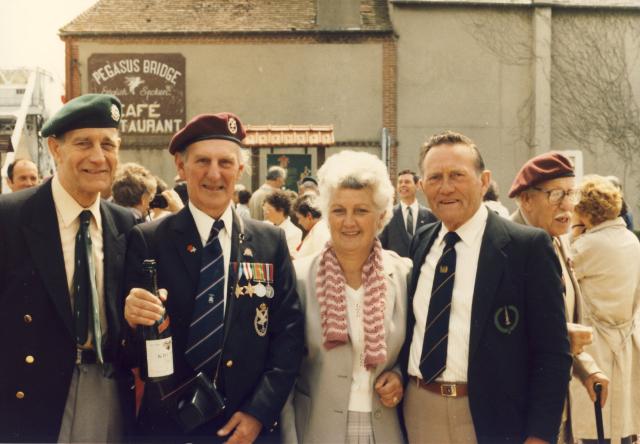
[400,199,418,212]
[436,204,488,248]
[51,175,102,229]
[189,200,234,244]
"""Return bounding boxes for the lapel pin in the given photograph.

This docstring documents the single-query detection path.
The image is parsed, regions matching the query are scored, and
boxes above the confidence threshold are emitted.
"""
[494,305,519,334]
[243,247,253,257]
[187,244,197,253]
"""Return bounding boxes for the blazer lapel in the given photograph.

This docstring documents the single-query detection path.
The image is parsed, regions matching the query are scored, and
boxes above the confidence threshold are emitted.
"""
[468,211,509,361]
[101,202,127,338]
[223,210,245,343]
[394,205,411,246]
[416,207,432,229]
[21,182,74,339]
[170,207,202,286]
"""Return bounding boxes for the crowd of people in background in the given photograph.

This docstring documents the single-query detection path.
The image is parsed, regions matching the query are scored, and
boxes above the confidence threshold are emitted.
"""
[1,93,639,444]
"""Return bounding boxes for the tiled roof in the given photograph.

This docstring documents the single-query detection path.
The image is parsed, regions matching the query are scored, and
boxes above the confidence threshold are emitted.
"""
[60,0,392,35]
[390,0,640,8]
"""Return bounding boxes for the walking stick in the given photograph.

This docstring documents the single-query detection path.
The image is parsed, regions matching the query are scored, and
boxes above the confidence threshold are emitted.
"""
[593,382,605,444]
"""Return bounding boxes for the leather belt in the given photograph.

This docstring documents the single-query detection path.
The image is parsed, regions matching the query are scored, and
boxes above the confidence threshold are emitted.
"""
[76,348,97,365]
[410,376,468,397]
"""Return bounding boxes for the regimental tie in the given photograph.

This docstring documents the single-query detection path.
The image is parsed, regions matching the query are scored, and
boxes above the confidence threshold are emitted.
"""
[406,206,414,236]
[73,210,103,363]
[419,231,461,383]
[185,219,226,376]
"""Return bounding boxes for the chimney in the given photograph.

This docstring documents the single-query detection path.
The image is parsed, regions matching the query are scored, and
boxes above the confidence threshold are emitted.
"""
[317,0,361,30]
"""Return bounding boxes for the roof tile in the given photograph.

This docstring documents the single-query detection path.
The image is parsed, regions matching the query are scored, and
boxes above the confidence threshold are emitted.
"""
[60,0,392,35]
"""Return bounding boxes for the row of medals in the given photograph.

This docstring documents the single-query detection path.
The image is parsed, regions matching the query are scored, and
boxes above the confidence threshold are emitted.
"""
[235,264,274,299]
[235,280,274,298]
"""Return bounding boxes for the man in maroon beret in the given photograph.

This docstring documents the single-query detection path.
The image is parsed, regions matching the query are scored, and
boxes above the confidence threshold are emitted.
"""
[509,152,609,444]
[123,113,304,443]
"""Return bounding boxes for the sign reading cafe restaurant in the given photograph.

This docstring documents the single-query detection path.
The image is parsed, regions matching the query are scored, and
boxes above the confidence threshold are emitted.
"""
[88,54,185,135]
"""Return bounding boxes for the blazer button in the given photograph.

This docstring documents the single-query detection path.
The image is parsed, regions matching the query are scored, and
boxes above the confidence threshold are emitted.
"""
[16,391,25,399]
[25,355,35,364]
[226,360,233,368]
[374,409,381,419]
[24,314,33,324]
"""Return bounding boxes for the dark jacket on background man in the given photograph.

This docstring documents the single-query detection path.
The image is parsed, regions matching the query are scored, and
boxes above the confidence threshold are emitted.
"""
[379,203,437,257]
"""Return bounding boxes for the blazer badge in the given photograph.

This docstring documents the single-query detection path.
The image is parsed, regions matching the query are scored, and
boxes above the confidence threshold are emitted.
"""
[254,303,268,337]
[494,305,519,334]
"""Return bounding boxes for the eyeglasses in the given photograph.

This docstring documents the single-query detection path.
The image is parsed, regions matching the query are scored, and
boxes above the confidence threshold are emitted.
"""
[532,187,581,205]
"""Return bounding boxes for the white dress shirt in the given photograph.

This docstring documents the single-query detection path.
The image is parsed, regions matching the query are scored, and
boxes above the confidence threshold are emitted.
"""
[408,204,488,382]
[401,200,420,235]
[345,285,374,412]
[51,175,106,340]
[189,201,234,311]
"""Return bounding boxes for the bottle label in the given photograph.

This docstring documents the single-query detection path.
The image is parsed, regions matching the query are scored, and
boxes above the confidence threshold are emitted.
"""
[146,337,174,378]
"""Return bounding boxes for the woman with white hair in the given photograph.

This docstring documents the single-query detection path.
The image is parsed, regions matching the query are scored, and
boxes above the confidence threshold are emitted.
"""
[569,175,640,444]
[282,150,411,443]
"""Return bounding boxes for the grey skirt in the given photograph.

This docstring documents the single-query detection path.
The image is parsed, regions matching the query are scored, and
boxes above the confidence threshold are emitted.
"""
[346,411,375,444]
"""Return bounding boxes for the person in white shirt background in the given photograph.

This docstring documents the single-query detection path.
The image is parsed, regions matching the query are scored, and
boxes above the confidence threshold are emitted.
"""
[292,193,330,259]
[263,189,302,257]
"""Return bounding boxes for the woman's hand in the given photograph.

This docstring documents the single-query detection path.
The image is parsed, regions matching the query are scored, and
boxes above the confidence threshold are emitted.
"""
[374,371,403,408]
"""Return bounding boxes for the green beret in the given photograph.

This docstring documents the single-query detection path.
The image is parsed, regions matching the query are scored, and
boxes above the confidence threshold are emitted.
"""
[41,94,122,137]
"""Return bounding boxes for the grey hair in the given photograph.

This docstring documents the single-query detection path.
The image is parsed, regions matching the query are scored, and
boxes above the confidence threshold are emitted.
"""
[266,165,286,181]
[317,150,394,234]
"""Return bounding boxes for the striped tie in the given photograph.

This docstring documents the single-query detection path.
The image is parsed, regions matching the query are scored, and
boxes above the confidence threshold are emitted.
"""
[419,231,460,383]
[73,210,103,363]
[185,219,226,376]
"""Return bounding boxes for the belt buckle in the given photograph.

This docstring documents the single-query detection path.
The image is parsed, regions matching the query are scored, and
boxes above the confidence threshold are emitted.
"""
[440,383,457,397]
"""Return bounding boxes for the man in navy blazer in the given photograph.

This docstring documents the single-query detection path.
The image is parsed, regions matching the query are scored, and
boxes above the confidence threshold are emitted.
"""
[401,131,571,444]
[124,113,304,443]
[379,169,437,257]
[0,94,136,442]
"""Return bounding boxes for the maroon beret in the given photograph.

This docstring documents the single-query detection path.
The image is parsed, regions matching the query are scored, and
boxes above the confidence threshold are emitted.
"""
[508,152,575,198]
[168,112,246,154]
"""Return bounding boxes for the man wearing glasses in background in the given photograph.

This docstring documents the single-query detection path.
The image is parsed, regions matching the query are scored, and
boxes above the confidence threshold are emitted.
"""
[509,152,609,444]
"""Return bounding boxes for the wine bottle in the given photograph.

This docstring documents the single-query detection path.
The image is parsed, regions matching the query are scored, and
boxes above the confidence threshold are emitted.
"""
[140,259,174,381]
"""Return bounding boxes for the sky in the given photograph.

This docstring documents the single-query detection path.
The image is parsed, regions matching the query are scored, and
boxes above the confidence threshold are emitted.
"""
[1,0,98,85]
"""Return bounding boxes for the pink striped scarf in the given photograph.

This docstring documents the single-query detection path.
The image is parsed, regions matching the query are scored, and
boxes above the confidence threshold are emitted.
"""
[315,238,387,370]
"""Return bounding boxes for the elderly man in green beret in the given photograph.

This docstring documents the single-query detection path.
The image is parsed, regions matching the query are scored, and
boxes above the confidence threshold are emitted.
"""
[0,94,136,442]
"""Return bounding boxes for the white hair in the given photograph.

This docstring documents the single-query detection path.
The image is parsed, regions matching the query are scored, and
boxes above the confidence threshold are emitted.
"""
[317,150,394,234]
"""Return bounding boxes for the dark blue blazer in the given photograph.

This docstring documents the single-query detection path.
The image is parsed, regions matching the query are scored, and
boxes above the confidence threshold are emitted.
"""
[378,203,437,257]
[0,181,136,442]
[401,210,572,443]
[124,207,304,442]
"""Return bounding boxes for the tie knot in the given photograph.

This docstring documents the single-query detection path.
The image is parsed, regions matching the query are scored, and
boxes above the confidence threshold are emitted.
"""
[79,210,92,226]
[207,219,225,243]
[444,231,460,248]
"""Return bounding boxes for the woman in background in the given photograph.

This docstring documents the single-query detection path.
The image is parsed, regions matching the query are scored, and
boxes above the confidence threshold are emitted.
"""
[569,175,640,444]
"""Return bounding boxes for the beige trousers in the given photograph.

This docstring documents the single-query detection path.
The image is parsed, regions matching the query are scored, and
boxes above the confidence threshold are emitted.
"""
[403,382,477,444]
